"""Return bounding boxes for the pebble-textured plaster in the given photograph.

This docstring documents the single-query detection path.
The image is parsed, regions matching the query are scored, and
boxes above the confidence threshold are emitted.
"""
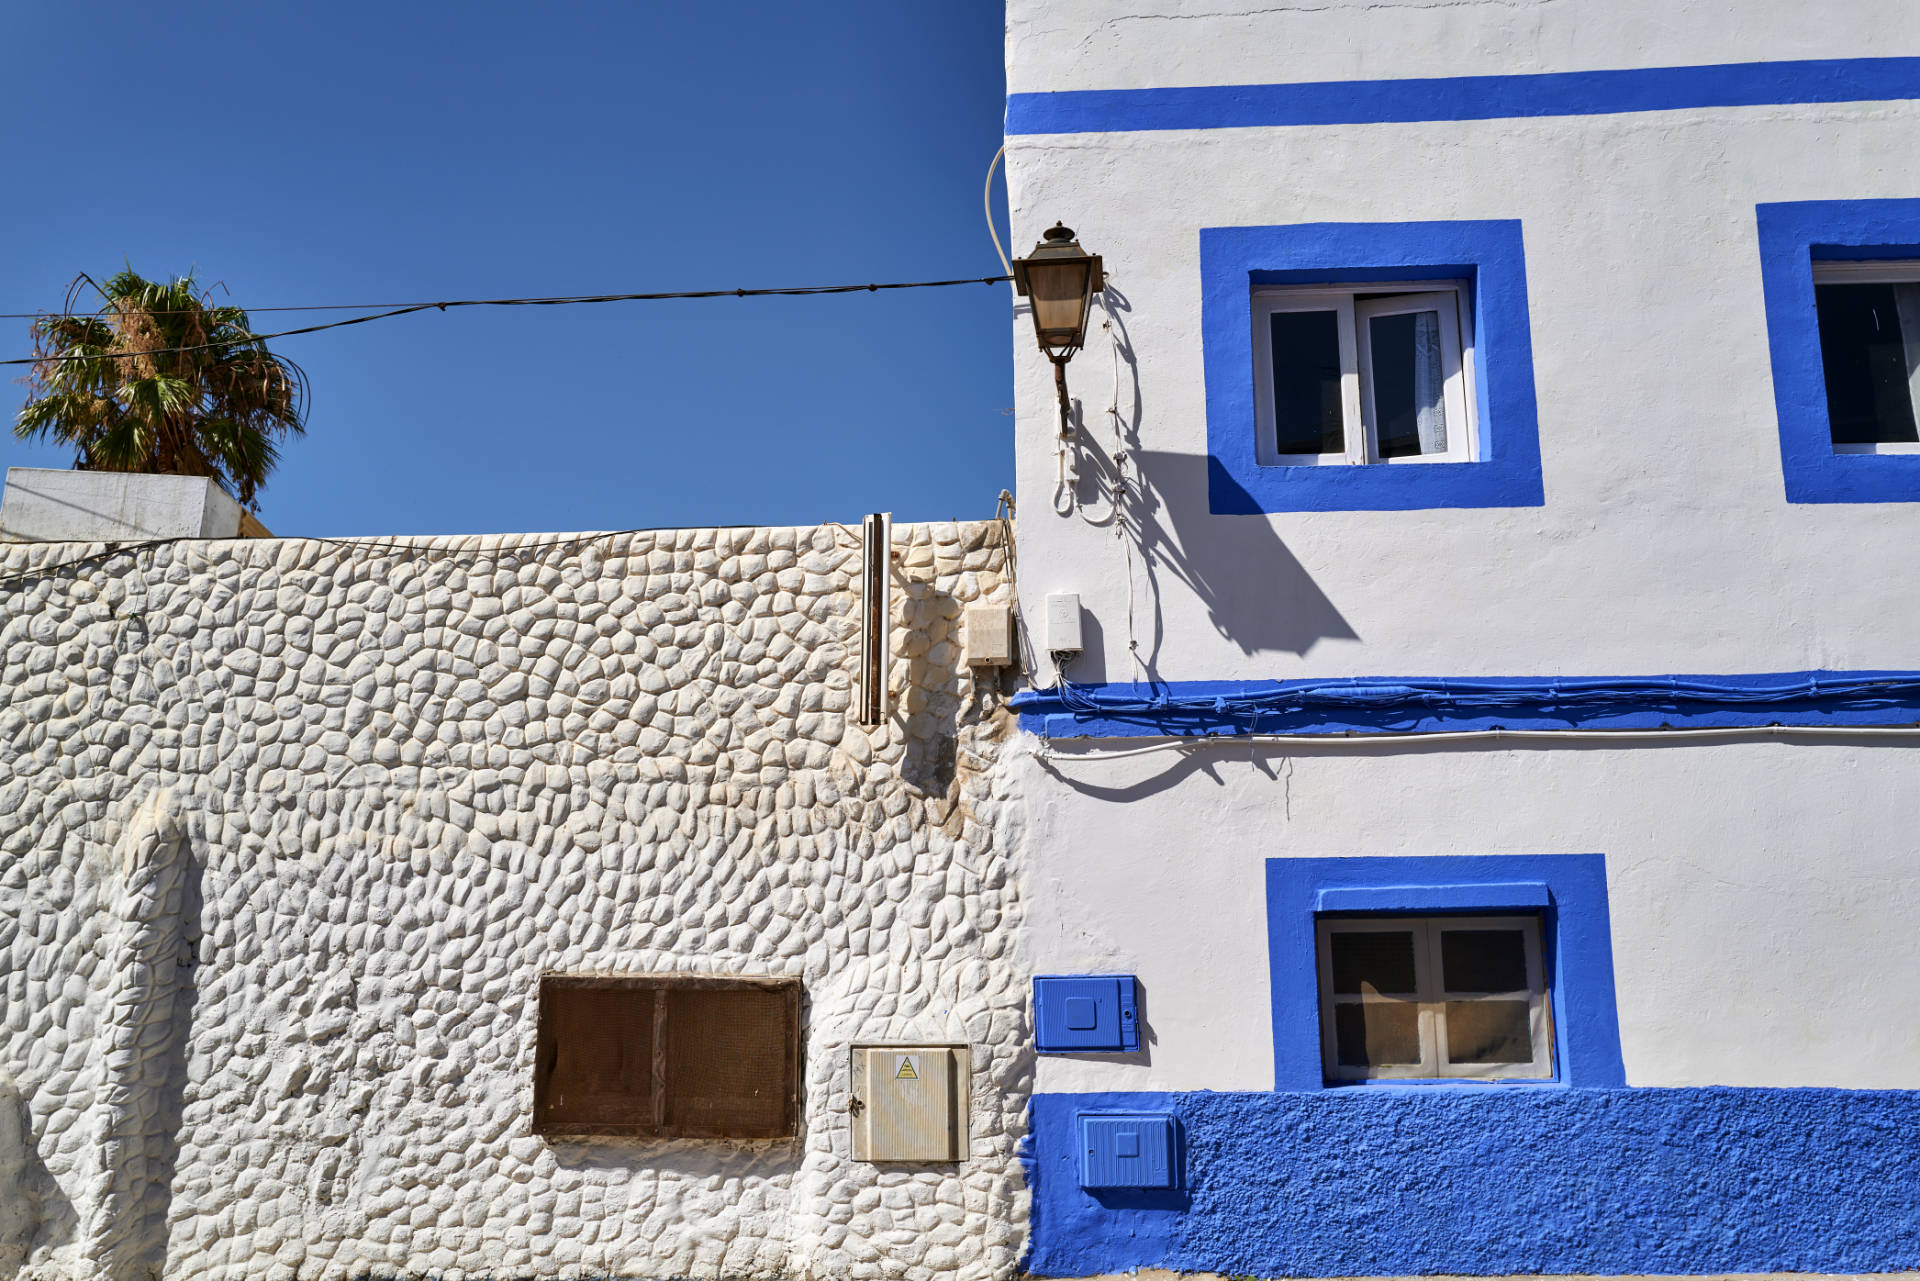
[0,520,1029,1281]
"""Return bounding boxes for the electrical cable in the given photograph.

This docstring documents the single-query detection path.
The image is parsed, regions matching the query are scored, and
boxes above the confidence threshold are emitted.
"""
[1,273,1014,366]
[1065,671,1920,714]
[984,145,1012,277]
[1033,722,1920,760]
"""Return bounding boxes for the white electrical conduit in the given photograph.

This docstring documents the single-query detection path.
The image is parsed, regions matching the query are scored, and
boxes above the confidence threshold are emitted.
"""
[985,145,1011,277]
[1034,721,1920,761]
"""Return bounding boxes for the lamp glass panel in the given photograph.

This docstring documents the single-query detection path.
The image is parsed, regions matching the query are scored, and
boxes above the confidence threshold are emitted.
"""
[1026,261,1092,344]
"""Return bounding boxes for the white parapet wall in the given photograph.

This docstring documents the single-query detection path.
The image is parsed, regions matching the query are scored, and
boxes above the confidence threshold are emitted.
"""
[0,469,244,542]
[0,520,1029,1281]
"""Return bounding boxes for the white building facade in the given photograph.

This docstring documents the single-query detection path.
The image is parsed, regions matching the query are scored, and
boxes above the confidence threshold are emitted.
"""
[1005,0,1920,1275]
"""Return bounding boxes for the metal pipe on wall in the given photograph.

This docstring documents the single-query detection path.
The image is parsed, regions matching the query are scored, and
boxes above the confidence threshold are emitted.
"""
[858,512,891,726]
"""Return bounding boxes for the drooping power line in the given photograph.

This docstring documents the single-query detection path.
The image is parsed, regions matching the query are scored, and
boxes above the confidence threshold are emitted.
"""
[0,274,1015,366]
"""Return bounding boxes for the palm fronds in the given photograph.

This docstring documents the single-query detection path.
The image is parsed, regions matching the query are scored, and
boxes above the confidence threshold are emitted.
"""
[15,270,307,509]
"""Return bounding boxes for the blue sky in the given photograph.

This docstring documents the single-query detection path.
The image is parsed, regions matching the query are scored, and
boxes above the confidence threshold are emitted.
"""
[0,3,1012,535]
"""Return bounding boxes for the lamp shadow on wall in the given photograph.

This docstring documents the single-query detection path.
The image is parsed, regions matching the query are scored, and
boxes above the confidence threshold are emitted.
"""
[1066,285,1355,683]
[900,580,961,803]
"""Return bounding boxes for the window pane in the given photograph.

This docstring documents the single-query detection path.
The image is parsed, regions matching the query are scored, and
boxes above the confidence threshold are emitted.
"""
[1815,282,1920,445]
[1370,310,1449,457]
[1334,1001,1421,1066]
[536,984,657,1129]
[1443,1000,1533,1064]
[1330,930,1417,995]
[663,984,796,1136]
[1439,929,1529,993]
[1268,309,1345,455]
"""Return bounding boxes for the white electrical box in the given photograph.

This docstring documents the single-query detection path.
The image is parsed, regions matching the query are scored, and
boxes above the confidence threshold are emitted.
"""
[964,604,1013,667]
[1045,593,1083,653]
[850,1043,969,1163]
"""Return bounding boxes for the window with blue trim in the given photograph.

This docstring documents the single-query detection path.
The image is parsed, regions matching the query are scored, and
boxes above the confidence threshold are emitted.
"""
[1757,199,1920,503]
[1202,221,1545,513]
[1265,854,1626,1091]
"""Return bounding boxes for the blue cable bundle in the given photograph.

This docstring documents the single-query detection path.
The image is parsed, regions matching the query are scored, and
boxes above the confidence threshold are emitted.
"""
[1013,671,1920,736]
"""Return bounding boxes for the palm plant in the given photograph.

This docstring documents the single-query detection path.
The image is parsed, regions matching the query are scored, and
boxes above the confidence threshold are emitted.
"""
[15,269,306,510]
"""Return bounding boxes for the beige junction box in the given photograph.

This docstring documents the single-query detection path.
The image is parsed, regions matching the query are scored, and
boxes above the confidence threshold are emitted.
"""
[850,1044,970,1162]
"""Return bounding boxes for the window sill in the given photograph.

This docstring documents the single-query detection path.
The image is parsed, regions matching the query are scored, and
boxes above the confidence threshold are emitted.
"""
[1313,1076,1569,1093]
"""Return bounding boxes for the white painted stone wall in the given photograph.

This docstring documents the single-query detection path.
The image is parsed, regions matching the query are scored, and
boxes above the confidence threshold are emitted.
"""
[0,521,1028,1281]
[1006,0,1920,1096]
[0,470,244,543]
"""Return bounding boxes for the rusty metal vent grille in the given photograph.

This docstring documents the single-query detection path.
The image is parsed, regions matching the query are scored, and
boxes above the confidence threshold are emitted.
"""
[534,974,800,1139]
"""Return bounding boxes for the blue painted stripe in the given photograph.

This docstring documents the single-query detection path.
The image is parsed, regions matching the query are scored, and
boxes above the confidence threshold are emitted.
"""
[1013,670,1920,739]
[1025,1088,1920,1277]
[1007,57,1920,135]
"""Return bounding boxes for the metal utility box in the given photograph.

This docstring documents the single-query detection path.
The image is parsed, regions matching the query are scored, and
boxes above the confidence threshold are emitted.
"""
[1034,974,1139,1053]
[850,1044,969,1163]
[964,603,1014,666]
[1045,593,1083,653]
[1078,1112,1178,1190]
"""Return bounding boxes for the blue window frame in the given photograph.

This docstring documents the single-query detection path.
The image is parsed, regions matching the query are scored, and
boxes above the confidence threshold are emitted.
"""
[1757,199,1920,503]
[1264,854,1625,1090]
[1202,220,1546,513]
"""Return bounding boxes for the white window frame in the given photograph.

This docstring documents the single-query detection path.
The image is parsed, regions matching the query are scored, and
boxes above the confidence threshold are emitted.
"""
[1314,914,1553,1084]
[1252,281,1478,467]
[1810,259,1920,455]
[1355,291,1474,464]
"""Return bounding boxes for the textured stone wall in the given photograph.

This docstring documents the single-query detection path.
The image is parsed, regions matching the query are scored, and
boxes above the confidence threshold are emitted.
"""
[0,519,1028,1281]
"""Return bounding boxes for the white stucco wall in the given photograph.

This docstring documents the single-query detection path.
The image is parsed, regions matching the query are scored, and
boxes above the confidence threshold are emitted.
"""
[1007,0,1920,94]
[1009,105,1920,685]
[1022,738,1920,1094]
[0,470,243,543]
[1007,0,1920,1099]
[0,522,1028,1281]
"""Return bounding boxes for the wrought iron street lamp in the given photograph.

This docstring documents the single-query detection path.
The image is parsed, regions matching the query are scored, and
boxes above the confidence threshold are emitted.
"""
[1012,223,1104,438]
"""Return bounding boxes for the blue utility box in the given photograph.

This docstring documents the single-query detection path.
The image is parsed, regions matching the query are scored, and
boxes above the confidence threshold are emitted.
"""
[1033,974,1139,1053]
[1078,1112,1178,1190]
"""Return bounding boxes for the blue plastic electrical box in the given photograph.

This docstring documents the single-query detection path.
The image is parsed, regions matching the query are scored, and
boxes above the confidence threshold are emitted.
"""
[1078,1112,1178,1190]
[1033,974,1139,1053]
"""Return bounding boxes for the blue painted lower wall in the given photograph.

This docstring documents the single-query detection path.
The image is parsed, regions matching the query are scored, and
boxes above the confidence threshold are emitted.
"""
[1026,1089,1920,1277]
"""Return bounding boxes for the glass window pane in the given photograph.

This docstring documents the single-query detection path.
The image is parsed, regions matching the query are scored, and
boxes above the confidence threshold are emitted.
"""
[1334,1001,1421,1066]
[1439,929,1529,993]
[1330,930,1417,995]
[1268,309,1346,455]
[1443,1000,1533,1064]
[1370,310,1448,457]
[1815,282,1920,445]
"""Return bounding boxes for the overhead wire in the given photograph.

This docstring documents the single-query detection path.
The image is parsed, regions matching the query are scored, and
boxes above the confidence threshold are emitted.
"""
[0,273,1015,366]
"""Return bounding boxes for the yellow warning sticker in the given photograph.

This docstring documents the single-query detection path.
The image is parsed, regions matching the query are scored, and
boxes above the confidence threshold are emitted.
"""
[894,1054,920,1081]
